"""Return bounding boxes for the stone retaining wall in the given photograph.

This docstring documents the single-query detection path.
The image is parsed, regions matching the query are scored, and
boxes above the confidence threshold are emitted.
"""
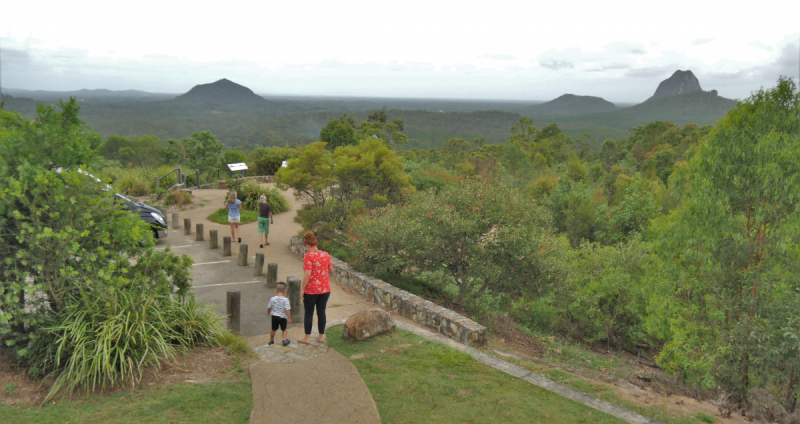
[290,237,487,348]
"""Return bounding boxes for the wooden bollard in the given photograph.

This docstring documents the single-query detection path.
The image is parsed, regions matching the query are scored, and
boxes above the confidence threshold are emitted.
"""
[209,229,218,249]
[223,236,232,256]
[253,253,265,277]
[171,213,179,229]
[287,276,303,323]
[266,263,278,288]
[195,223,204,241]
[238,244,249,266]
[183,218,191,235]
[226,289,241,334]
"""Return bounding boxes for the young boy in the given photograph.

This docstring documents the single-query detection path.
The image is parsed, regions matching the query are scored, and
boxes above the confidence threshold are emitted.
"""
[267,282,292,346]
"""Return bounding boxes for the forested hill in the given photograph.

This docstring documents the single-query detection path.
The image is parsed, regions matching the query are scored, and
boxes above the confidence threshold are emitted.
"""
[526,94,616,116]
[170,78,271,108]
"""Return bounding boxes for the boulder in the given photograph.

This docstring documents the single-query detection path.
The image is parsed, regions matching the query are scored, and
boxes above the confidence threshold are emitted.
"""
[342,309,396,341]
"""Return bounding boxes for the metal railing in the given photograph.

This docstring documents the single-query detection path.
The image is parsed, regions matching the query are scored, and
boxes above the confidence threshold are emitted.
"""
[156,167,232,190]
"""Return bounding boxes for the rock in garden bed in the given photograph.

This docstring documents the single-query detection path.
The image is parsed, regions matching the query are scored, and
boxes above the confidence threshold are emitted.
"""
[342,309,396,341]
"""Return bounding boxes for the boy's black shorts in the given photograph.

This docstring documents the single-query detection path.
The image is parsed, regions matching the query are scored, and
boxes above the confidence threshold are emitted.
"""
[271,316,288,331]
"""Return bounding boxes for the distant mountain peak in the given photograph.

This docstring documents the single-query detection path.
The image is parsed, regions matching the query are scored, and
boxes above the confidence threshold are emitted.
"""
[175,79,265,105]
[529,93,616,116]
[651,70,703,100]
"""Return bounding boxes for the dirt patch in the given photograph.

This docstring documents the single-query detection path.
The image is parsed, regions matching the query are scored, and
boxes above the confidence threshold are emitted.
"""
[0,346,252,407]
[488,316,545,358]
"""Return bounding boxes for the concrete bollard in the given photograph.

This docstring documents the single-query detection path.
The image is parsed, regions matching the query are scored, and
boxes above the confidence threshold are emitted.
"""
[287,276,303,323]
[171,213,179,229]
[226,289,241,334]
[253,253,265,277]
[238,244,249,266]
[223,236,232,256]
[195,223,204,241]
[266,263,278,288]
[209,229,218,249]
[183,218,191,235]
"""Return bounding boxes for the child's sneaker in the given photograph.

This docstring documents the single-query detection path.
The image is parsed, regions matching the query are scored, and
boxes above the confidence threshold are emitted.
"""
[282,339,290,346]
[268,340,274,346]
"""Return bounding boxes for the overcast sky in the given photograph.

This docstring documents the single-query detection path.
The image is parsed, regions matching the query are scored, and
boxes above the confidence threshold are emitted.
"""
[2,0,798,102]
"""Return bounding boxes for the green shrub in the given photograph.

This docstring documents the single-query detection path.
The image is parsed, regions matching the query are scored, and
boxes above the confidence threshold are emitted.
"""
[207,208,259,225]
[26,290,227,401]
[228,179,289,214]
[163,190,192,207]
[129,180,150,196]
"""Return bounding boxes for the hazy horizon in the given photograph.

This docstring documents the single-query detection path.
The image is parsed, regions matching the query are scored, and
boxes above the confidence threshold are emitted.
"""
[2,0,798,103]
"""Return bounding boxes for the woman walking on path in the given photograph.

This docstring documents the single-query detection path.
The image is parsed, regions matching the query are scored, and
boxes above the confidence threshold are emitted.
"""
[225,191,242,243]
[258,194,273,248]
[298,232,333,345]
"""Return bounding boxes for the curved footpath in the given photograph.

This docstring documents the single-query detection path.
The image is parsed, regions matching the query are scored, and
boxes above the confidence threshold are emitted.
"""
[156,184,660,424]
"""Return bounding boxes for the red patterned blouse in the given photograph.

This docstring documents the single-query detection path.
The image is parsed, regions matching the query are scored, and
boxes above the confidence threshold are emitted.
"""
[303,250,332,295]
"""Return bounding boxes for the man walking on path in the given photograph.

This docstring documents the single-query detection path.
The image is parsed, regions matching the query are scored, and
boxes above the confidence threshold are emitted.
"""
[258,194,273,248]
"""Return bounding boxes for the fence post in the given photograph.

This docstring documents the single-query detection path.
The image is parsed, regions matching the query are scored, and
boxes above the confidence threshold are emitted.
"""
[195,169,200,188]
[287,277,303,323]
[195,223,204,241]
[238,245,249,266]
[223,236,232,256]
[171,213,179,229]
[209,229,218,249]
[266,263,278,288]
[183,218,191,235]
[253,253,264,277]
[155,176,160,191]
[177,166,182,186]
[227,289,241,334]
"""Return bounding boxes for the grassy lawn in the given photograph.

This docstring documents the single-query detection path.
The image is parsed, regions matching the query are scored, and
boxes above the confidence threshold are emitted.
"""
[327,325,626,424]
[0,379,252,424]
[207,208,259,225]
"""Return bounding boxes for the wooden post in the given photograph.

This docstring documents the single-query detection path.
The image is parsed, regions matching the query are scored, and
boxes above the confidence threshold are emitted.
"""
[195,223,204,241]
[176,166,182,186]
[287,276,303,323]
[171,213,179,229]
[238,244,249,266]
[155,176,160,191]
[183,218,191,235]
[266,263,278,288]
[227,289,241,334]
[223,236,232,256]
[253,253,264,277]
[209,229,218,249]
[195,169,200,188]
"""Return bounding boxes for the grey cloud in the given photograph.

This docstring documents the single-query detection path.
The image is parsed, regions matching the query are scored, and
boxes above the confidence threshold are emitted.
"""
[625,65,679,78]
[540,60,574,70]
[587,63,630,72]
[691,38,713,46]
[630,49,645,55]
[481,54,517,60]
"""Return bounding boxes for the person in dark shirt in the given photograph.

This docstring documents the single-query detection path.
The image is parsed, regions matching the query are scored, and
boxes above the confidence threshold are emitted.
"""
[258,194,274,248]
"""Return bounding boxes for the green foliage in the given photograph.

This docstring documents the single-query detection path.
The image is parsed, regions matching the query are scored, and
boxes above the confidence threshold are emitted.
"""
[227,179,289,214]
[349,178,568,306]
[95,164,173,196]
[648,77,800,410]
[163,190,193,207]
[166,131,223,171]
[221,150,247,167]
[98,134,165,167]
[249,146,291,175]
[207,208,259,225]
[0,99,202,397]
[543,179,601,246]
[596,177,660,244]
[320,114,357,150]
[27,290,226,400]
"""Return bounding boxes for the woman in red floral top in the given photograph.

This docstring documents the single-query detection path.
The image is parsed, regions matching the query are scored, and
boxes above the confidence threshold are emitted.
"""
[298,232,333,344]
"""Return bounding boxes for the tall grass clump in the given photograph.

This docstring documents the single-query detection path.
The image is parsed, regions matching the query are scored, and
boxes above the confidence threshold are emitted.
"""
[228,179,289,214]
[25,289,228,402]
[95,165,174,196]
[163,190,192,207]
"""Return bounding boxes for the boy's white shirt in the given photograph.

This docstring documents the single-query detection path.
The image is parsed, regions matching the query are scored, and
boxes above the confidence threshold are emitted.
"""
[268,295,291,319]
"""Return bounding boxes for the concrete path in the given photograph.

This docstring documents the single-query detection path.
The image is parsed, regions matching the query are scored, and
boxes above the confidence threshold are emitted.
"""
[154,185,382,424]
